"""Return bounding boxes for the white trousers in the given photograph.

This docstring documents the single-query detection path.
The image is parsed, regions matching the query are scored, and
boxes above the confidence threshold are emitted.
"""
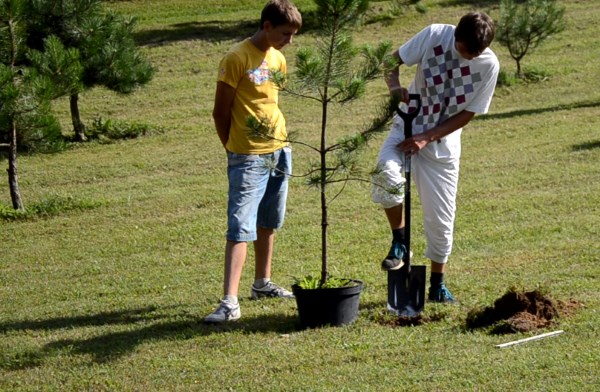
[372,122,462,264]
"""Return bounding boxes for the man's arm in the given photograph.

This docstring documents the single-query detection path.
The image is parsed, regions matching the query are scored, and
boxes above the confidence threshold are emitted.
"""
[418,110,475,143]
[385,50,409,102]
[398,110,476,155]
[212,81,236,149]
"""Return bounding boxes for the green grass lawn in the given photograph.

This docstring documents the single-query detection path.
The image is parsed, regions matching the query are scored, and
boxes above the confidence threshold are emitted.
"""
[1,0,599,390]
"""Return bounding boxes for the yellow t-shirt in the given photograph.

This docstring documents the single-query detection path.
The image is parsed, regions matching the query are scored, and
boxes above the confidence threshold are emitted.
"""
[217,39,288,154]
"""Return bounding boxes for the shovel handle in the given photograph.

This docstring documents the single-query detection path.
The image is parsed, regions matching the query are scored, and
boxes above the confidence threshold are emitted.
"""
[395,94,421,139]
[395,95,420,270]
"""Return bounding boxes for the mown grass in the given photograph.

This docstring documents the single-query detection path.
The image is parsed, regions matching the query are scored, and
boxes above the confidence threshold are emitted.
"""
[1,0,599,390]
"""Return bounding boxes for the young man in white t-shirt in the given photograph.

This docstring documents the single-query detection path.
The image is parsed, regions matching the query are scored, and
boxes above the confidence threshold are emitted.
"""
[372,12,500,303]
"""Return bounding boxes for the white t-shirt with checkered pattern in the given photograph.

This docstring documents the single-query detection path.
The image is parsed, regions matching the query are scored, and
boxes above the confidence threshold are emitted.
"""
[398,24,499,136]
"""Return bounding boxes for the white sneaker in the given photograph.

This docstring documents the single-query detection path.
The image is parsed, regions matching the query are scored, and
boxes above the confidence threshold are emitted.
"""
[203,300,241,323]
[251,281,294,299]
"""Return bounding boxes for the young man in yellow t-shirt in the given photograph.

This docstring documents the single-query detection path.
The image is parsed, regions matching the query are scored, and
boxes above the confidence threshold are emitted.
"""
[205,0,302,323]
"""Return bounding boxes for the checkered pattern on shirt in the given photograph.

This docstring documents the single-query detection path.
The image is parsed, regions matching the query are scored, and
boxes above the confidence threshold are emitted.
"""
[414,45,482,126]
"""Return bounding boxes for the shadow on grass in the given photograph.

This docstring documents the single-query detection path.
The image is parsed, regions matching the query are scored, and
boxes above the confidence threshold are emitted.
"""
[0,306,169,333]
[572,139,600,151]
[435,0,499,8]
[0,306,299,370]
[476,98,600,122]
[134,20,257,46]
[133,11,322,47]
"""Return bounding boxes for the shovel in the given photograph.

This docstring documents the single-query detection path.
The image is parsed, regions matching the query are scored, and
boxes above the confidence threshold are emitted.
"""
[387,93,426,317]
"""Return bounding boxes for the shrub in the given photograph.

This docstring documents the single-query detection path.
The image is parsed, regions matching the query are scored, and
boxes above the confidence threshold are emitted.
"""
[0,194,103,221]
[85,117,165,142]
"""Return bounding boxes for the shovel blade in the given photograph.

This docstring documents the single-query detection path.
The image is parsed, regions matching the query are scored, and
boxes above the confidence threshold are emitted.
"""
[387,265,426,317]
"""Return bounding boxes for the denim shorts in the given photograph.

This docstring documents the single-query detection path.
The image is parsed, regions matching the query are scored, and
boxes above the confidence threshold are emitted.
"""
[226,146,292,242]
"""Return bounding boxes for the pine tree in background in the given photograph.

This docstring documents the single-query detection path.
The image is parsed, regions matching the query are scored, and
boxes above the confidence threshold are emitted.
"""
[27,35,83,100]
[0,0,64,210]
[497,0,566,78]
[25,0,154,141]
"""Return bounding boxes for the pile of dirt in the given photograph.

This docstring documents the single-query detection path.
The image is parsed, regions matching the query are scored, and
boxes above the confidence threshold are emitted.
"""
[466,289,574,334]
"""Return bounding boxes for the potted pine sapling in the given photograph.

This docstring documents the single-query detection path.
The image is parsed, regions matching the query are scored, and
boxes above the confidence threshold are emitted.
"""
[248,0,400,328]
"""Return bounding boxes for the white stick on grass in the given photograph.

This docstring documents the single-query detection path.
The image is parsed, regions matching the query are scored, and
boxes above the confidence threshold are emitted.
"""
[495,330,564,348]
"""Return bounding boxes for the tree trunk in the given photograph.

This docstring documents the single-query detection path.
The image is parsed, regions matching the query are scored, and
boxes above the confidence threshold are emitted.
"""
[318,16,340,287]
[320,175,328,285]
[320,98,329,286]
[516,59,523,79]
[7,118,24,211]
[70,93,87,142]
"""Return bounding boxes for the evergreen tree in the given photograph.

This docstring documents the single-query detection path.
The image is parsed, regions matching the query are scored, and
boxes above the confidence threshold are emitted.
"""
[27,35,83,99]
[0,0,65,210]
[25,0,154,141]
[497,0,566,78]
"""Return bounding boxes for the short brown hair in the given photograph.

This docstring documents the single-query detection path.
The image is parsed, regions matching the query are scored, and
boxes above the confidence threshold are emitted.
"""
[454,12,495,55]
[260,0,302,30]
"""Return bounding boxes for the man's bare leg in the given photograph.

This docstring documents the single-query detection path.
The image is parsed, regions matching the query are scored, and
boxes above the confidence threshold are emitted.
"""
[254,226,274,280]
[224,240,247,297]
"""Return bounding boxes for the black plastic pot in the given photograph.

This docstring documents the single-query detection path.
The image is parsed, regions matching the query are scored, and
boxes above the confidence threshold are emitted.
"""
[292,280,363,329]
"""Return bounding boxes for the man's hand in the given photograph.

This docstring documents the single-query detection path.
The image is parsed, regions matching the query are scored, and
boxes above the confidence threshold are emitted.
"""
[397,133,428,157]
[390,86,409,103]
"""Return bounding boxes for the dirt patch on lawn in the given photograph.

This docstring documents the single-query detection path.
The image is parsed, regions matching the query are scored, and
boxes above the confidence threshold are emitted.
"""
[466,289,581,334]
[376,311,447,327]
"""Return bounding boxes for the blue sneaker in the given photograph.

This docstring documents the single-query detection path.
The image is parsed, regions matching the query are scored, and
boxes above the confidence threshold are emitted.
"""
[428,283,457,303]
[381,241,406,271]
